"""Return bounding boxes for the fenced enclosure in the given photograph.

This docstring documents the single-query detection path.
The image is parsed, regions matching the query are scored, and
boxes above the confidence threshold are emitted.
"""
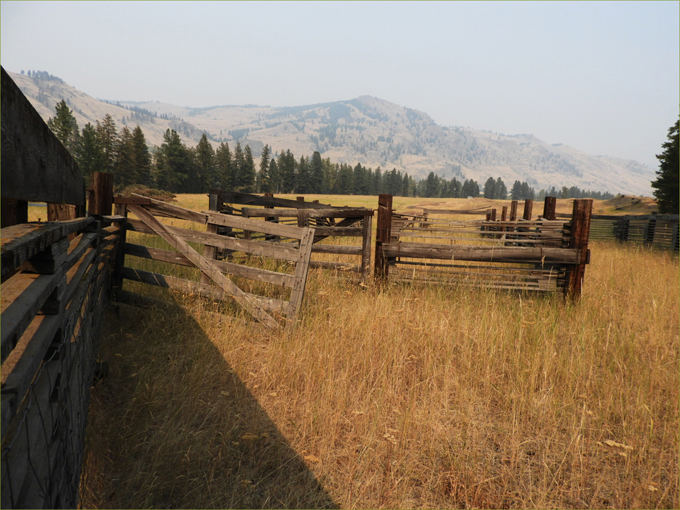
[208,190,373,278]
[115,195,315,330]
[376,195,592,296]
[1,65,125,509]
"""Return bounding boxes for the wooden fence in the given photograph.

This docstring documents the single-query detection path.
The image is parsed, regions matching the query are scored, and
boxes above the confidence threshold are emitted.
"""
[208,190,374,278]
[376,195,592,297]
[115,195,315,330]
[1,63,125,509]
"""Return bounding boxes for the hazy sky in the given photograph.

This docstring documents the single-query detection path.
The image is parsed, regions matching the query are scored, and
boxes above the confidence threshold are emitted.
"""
[2,1,678,168]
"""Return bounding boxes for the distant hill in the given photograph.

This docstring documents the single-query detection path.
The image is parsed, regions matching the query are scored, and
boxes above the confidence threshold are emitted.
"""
[9,70,655,195]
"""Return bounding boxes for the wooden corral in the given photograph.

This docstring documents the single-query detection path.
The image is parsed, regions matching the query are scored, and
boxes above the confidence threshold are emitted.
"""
[115,195,315,330]
[208,190,374,278]
[376,195,593,297]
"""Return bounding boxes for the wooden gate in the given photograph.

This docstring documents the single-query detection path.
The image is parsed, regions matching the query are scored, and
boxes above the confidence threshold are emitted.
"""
[115,195,315,330]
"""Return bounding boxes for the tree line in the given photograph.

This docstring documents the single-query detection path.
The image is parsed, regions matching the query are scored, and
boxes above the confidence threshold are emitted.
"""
[46,99,615,201]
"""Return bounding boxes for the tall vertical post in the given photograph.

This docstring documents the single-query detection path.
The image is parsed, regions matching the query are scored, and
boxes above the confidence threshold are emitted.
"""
[89,172,113,216]
[360,213,373,281]
[297,196,306,227]
[644,212,658,246]
[510,200,518,221]
[522,199,533,220]
[543,196,557,221]
[112,201,128,292]
[374,194,393,281]
[564,199,593,299]
[201,192,221,284]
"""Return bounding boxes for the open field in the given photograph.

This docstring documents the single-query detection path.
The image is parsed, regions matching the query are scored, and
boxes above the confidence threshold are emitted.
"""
[79,195,678,509]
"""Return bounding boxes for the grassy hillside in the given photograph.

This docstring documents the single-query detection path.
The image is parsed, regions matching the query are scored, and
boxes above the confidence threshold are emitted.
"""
[79,195,678,509]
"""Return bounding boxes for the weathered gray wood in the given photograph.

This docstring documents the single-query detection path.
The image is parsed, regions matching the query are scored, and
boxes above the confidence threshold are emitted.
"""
[217,191,334,209]
[119,267,289,314]
[126,218,301,261]
[133,194,209,224]
[128,205,280,329]
[309,227,363,236]
[311,245,363,255]
[203,210,310,239]
[241,207,372,218]
[1,68,85,205]
[123,243,296,288]
[286,227,315,327]
[382,242,582,264]
[361,214,373,278]
[309,261,361,272]
[1,217,94,277]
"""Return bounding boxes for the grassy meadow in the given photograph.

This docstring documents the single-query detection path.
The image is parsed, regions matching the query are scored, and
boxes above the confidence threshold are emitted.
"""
[78,194,678,509]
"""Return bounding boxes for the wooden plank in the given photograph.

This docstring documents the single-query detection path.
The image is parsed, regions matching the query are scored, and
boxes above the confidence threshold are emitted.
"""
[375,194,393,280]
[1,68,85,206]
[311,244,363,255]
[125,219,300,261]
[203,210,309,239]
[382,242,582,264]
[119,268,289,314]
[133,194,209,224]
[123,243,296,288]
[241,208,372,218]
[1,217,94,277]
[286,227,315,326]
[89,172,114,216]
[217,191,334,209]
[361,214,372,278]
[309,227,363,237]
[112,197,152,205]
[128,205,280,329]
[309,261,361,272]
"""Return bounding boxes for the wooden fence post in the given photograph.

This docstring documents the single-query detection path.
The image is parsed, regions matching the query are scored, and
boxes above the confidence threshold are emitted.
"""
[510,201,518,221]
[113,201,128,291]
[1,198,28,227]
[297,196,306,227]
[543,196,557,220]
[360,213,373,280]
[523,199,533,220]
[201,192,222,285]
[564,199,593,299]
[89,172,113,216]
[645,212,658,246]
[374,194,393,281]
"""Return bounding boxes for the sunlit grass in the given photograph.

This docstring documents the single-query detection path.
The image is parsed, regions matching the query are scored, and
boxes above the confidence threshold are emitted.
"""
[80,194,679,509]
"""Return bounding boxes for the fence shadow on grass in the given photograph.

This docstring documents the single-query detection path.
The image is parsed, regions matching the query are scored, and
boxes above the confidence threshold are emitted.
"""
[80,291,337,509]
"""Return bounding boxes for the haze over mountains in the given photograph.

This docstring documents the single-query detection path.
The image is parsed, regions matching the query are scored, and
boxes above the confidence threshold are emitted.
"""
[10,70,655,196]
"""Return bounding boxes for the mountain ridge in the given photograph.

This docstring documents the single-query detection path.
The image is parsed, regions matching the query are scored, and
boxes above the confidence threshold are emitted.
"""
[9,70,655,195]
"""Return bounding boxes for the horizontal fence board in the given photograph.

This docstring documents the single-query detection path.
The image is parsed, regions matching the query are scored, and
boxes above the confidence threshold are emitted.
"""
[202,211,311,239]
[120,267,288,314]
[217,191,335,209]
[311,245,363,255]
[308,261,361,272]
[123,243,296,288]
[241,207,373,218]
[126,219,300,262]
[383,242,582,264]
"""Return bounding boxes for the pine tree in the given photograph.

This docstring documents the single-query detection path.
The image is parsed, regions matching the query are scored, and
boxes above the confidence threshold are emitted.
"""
[296,156,310,194]
[484,177,496,199]
[496,177,508,199]
[280,150,297,193]
[425,171,439,197]
[114,126,137,187]
[268,158,280,193]
[309,151,324,193]
[511,180,523,200]
[215,142,233,190]
[651,119,679,213]
[241,145,256,192]
[194,134,216,192]
[96,114,118,174]
[77,122,104,185]
[47,99,80,154]
[258,144,271,193]
[232,142,245,190]
[131,125,151,186]
[154,129,188,192]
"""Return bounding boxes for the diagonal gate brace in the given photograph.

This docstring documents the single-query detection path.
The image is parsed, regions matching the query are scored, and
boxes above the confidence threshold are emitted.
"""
[128,205,280,329]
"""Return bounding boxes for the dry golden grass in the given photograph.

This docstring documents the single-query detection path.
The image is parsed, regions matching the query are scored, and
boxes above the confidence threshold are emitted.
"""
[79,195,678,509]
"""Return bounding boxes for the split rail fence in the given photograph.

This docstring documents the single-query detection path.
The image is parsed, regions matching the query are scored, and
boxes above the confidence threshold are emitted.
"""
[207,190,373,278]
[376,195,592,297]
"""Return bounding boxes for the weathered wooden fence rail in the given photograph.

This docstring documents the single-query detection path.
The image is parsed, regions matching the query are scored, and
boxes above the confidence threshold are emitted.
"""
[115,194,315,330]
[208,190,374,278]
[376,195,592,297]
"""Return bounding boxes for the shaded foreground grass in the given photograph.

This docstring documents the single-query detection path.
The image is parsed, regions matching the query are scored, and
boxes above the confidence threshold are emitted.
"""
[80,196,678,509]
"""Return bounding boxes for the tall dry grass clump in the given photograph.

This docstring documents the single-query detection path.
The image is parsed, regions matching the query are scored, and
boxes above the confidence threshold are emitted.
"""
[80,198,678,508]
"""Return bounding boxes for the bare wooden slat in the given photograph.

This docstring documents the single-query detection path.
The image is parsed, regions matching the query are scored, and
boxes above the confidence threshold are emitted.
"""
[382,242,582,264]
[311,245,363,255]
[309,261,361,272]
[241,207,373,218]
[123,243,296,288]
[131,194,208,224]
[126,218,300,261]
[286,227,315,326]
[128,205,280,329]
[119,267,289,314]
[203,210,309,239]
[217,191,334,209]
[310,227,363,236]
[1,217,95,277]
